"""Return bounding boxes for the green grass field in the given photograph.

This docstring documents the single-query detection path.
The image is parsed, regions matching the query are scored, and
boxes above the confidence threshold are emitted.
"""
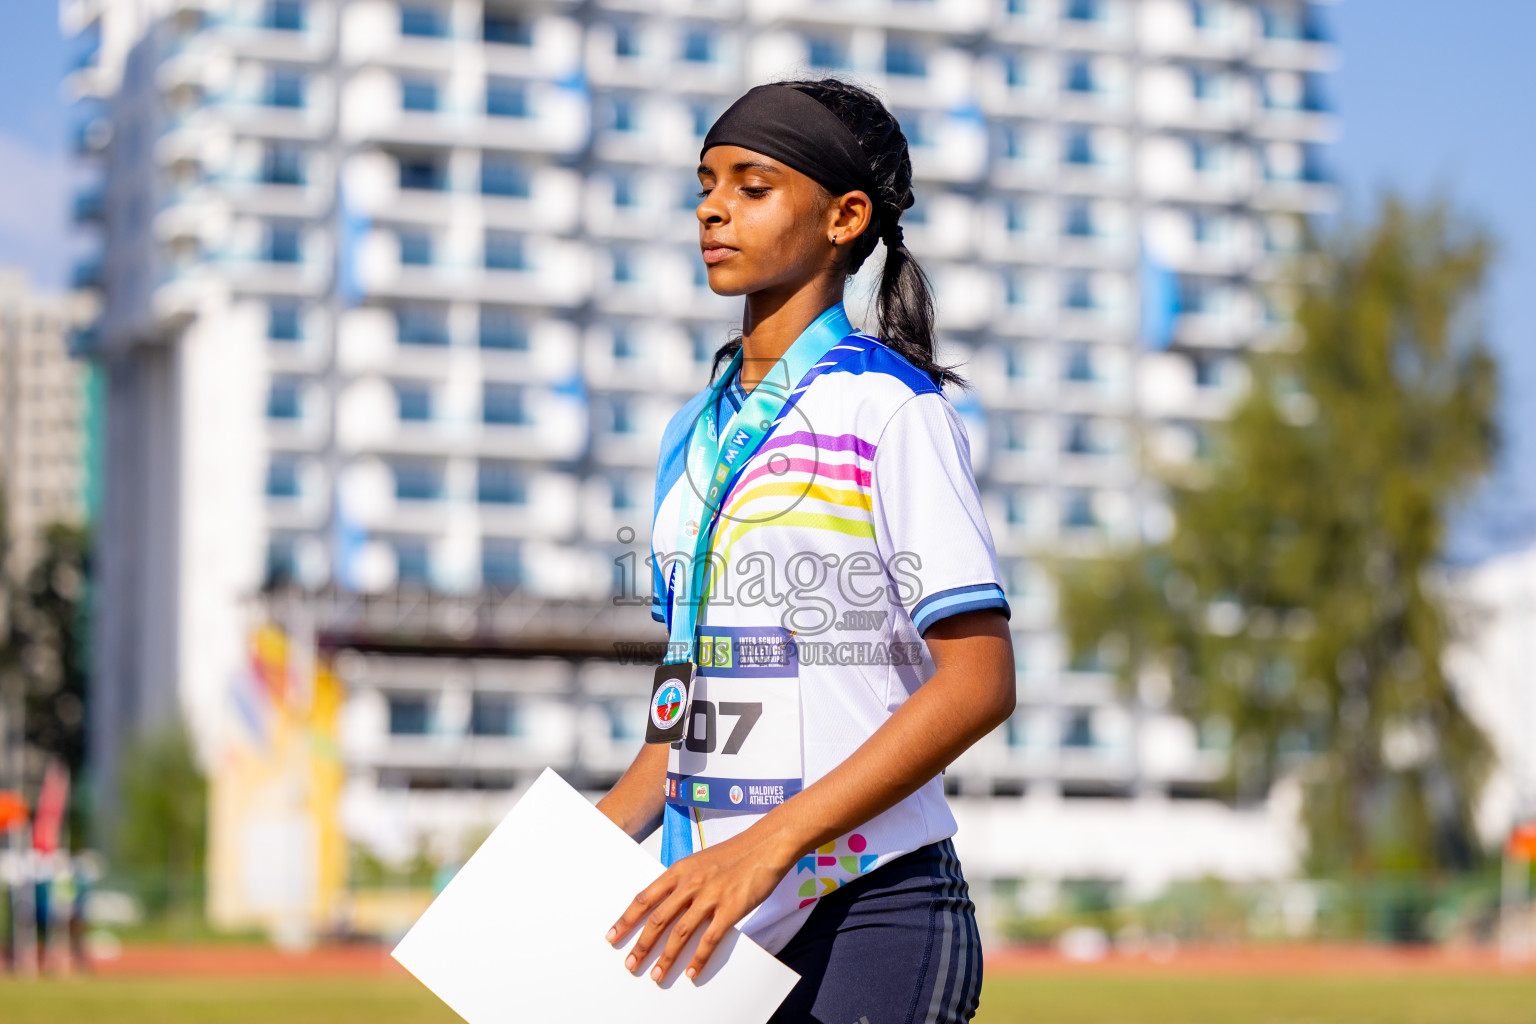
[4,974,1536,1024]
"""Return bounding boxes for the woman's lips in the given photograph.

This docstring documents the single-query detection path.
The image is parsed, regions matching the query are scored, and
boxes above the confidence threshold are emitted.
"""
[702,246,737,265]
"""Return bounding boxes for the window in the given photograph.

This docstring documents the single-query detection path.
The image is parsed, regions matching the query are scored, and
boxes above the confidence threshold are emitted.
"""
[1006,346,1029,379]
[1001,124,1029,161]
[1262,4,1327,42]
[611,250,636,284]
[885,41,927,78]
[395,382,433,421]
[1065,58,1096,93]
[267,224,302,263]
[1190,67,1212,101]
[1177,276,1208,314]
[400,6,445,38]
[1005,275,1029,310]
[388,696,431,735]
[470,695,521,737]
[479,308,528,350]
[1064,128,1095,165]
[1005,202,1029,236]
[266,71,305,108]
[681,28,713,63]
[1004,55,1028,89]
[1064,346,1096,382]
[393,461,443,501]
[263,143,305,185]
[478,461,527,504]
[1063,274,1095,310]
[481,539,522,588]
[1062,491,1099,529]
[1189,138,1214,173]
[483,12,531,46]
[1006,0,1030,14]
[1005,710,1030,748]
[689,102,716,139]
[1191,210,1213,245]
[1061,709,1096,748]
[482,383,528,425]
[1193,353,1222,388]
[399,230,432,266]
[484,233,525,270]
[610,97,638,133]
[1190,1,1212,29]
[1063,418,1095,455]
[611,475,637,511]
[1065,0,1104,21]
[266,379,302,419]
[1064,201,1095,238]
[397,305,448,346]
[613,22,641,58]
[608,398,636,435]
[807,37,849,70]
[612,178,639,209]
[399,155,444,190]
[395,541,431,586]
[1004,418,1029,451]
[611,328,637,360]
[265,538,297,588]
[265,0,304,30]
[1006,490,1029,526]
[266,457,300,497]
[401,77,438,112]
[481,157,530,197]
[268,301,301,341]
[486,79,528,117]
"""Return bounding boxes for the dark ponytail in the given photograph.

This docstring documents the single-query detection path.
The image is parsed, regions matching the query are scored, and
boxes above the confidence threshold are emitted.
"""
[709,77,965,389]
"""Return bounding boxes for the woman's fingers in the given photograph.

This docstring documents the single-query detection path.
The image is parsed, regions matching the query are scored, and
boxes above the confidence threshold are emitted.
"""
[626,886,693,973]
[683,920,731,982]
[652,901,715,982]
[606,871,678,947]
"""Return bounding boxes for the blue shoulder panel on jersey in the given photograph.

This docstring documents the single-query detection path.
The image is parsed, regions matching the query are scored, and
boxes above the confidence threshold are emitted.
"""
[651,388,712,620]
[821,333,943,397]
[911,582,1011,636]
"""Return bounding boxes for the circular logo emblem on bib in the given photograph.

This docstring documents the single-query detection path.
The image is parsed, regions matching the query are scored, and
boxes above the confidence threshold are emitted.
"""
[684,519,699,538]
[729,785,744,805]
[651,683,684,730]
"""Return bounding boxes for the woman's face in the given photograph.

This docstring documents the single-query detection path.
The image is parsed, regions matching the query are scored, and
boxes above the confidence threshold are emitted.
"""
[695,145,866,297]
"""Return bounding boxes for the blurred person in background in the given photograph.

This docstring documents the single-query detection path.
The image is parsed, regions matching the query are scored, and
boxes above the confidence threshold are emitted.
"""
[596,79,1015,1023]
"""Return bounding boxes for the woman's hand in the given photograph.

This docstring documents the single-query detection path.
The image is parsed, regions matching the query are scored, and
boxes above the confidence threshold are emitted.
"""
[605,828,796,983]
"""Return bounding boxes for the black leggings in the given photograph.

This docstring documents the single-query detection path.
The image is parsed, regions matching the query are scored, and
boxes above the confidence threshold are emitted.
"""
[769,837,982,1024]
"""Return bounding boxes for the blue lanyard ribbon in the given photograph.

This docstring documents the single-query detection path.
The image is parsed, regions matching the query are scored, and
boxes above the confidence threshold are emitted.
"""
[664,303,858,664]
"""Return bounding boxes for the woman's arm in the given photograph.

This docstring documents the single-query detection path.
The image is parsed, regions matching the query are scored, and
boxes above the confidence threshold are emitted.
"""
[596,741,669,842]
[606,608,1015,981]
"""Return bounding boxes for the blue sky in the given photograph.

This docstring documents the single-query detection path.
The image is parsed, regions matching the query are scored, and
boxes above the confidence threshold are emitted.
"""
[1,0,1530,554]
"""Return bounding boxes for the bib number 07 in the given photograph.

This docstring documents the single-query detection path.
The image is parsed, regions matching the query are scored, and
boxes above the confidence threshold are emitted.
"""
[672,700,762,755]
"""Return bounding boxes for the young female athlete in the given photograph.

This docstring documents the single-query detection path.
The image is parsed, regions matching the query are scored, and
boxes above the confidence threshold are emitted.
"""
[597,79,1016,1023]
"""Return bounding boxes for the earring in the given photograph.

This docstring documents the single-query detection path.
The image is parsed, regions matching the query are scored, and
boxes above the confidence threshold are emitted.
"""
[831,234,840,245]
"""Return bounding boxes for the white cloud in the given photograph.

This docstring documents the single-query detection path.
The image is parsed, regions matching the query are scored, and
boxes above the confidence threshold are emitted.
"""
[0,132,72,289]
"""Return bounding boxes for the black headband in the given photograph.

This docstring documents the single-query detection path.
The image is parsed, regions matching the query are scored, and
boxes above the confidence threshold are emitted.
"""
[701,84,879,202]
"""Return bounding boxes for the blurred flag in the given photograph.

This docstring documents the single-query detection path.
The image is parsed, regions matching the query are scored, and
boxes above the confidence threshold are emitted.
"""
[31,762,69,853]
[1139,235,1179,351]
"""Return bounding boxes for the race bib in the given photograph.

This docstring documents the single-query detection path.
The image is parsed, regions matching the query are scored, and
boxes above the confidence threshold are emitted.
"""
[666,626,802,812]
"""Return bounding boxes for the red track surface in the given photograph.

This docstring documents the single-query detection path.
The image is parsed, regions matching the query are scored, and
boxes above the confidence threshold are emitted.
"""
[82,942,1536,979]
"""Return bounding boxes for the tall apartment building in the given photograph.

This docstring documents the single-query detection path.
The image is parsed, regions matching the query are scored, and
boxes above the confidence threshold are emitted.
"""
[0,271,94,580]
[65,0,1337,920]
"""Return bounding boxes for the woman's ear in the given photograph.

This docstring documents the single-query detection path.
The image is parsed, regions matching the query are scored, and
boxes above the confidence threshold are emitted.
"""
[826,190,874,247]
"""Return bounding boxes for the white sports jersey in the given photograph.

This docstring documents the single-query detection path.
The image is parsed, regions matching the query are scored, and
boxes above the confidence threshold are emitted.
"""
[647,328,1009,954]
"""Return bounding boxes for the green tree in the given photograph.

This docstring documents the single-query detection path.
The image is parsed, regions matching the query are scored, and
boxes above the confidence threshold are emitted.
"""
[115,723,208,916]
[1058,197,1499,879]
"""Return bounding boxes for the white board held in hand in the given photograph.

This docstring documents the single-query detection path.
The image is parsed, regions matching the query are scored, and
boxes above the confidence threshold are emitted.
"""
[391,766,800,1023]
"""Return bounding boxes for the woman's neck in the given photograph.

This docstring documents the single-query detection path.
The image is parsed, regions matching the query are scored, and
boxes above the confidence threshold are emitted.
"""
[737,278,845,392]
